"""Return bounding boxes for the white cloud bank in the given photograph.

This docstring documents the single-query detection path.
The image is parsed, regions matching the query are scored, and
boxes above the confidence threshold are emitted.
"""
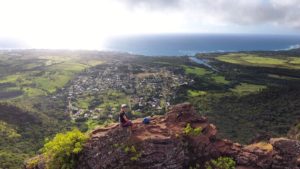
[0,0,299,49]
[122,0,300,29]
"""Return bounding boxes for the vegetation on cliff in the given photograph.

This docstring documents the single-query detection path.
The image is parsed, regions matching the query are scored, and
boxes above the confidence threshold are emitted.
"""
[26,129,88,169]
[205,157,236,169]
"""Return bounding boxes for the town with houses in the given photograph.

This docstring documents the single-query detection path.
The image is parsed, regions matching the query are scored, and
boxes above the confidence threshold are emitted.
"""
[52,60,193,122]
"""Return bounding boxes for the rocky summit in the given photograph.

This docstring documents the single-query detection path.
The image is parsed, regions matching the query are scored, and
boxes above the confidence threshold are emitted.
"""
[75,103,300,169]
[26,103,300,169]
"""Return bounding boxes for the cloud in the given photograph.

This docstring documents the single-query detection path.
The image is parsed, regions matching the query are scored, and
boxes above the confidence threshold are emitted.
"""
[0,38,27,49]
[121,0,181,10]
[118,0,300,30]
[1,0,299,49]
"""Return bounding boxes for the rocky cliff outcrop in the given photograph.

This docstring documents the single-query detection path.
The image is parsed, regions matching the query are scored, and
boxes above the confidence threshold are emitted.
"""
[25,103,300,169]
[288,122,300,140]
[75,103,300,169]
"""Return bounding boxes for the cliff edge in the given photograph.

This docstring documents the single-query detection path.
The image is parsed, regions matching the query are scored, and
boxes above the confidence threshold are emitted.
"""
[26,103,300,169]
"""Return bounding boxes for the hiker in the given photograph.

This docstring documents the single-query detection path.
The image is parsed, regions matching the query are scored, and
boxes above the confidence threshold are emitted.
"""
[177,111,183,119]
[119,104,133,130]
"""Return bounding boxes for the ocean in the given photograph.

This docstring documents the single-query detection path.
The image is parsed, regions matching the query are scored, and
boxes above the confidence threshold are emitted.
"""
[104,34,300,56]
[1,34,300,56]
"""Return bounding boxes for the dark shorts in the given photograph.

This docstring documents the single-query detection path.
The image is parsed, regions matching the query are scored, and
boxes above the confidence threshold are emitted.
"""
[122,120,132,127]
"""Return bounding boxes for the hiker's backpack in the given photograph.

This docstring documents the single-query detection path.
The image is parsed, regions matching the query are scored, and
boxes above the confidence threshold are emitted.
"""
[143,117,150,124]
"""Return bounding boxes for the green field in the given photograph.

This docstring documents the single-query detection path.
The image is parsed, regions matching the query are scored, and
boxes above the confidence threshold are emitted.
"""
[211,75,230,84]
[182,65,230,84]
[183,65,210,76]
[268,74,300,80]
[230,83,267,95]
[0,55,104,99]
[188,90,207,97]
[217,53,300,69]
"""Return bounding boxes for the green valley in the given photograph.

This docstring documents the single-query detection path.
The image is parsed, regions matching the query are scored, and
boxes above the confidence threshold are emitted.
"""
[0,49,300,168]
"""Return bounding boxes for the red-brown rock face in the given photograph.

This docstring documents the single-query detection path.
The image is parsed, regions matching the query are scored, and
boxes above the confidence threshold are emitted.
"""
[25,103,300,169]
[75,103,300,169]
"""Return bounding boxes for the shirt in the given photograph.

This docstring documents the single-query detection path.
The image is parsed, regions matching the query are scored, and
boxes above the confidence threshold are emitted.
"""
[119,111,127,124]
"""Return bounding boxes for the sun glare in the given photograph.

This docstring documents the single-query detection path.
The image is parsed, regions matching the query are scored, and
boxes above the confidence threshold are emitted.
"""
[0,0,183,50]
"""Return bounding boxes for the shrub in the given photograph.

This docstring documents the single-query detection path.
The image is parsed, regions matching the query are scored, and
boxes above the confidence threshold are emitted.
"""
[130,146,137,153]
[130,153,141,161]
[124,145,141,161]
[189,163,200,169]
[124,146,130,153]
[0,121,21,140]
[42,129,88,169]
[183,123,202,136]
[113,143,120,148]
[205,157,236,169]
[26,156,40,169]
[124,145,137,154]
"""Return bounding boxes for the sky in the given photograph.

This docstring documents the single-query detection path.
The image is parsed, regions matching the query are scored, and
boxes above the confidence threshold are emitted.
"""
[0,0,299,49]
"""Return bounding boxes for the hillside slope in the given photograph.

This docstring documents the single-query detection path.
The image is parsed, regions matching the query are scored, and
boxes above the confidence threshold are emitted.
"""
[0,103,65,169]
[26,103,300,169]
[206,86,300,143]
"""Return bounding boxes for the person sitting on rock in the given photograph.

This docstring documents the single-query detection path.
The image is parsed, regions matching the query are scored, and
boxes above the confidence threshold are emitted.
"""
[119,104,133,130]
[177,111,183,119]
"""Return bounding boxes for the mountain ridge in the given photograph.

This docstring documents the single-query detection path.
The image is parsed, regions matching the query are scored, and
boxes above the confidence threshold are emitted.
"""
[25,103,300,169]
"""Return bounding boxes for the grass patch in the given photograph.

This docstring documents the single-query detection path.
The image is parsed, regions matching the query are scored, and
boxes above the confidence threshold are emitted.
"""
[33,71,73,93]
[2,86,21,92]
[230,83,266,95]
[0,71,73,96]
[188,90,207,97]
[49,62,88,72]
[86,60,104,66]
[246,142,273,152]
[268,74,300,80]
[212,75,230,84]
[217,53,300,69]
[23,87,47,97]
[289,57,300,64]
[183,65,210,76]
[243,55,285,65]
[183,65,230,84]
[0,56,104,98]
[0,74,21,83]
[85,119,101,130]
[77,95,95,109]
[132,111,142,116]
